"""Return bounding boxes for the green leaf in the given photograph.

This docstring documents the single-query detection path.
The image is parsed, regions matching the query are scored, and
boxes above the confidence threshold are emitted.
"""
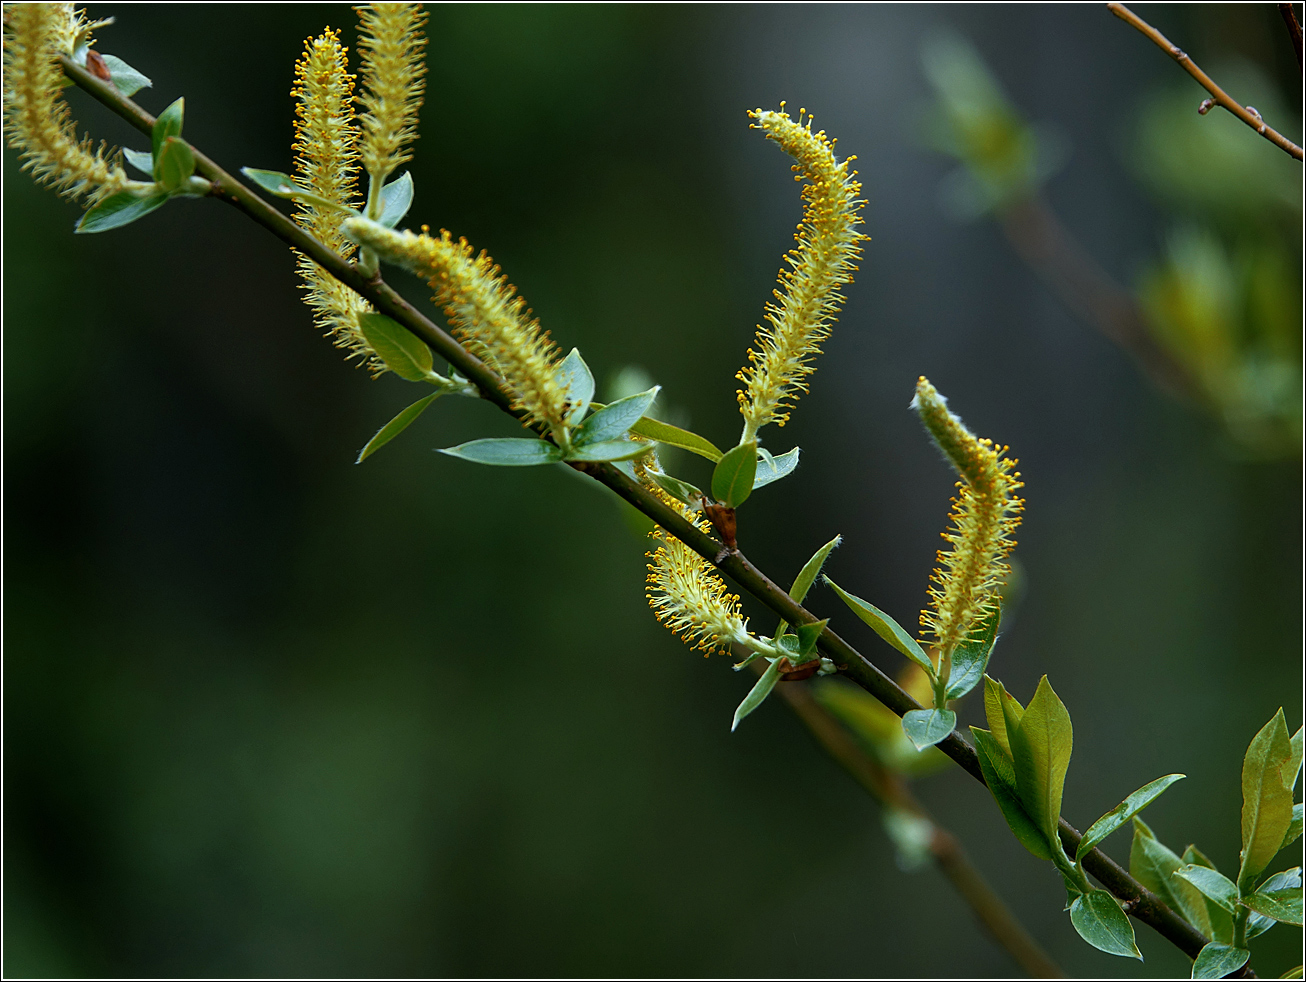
[556,348,595,425]
[1077,774,1187,862]
[1007,675,1073,844]
[1248,868,1302,939]
[1281,967,1304,979]
[823,577,934,674]
[902,708,956,750]
[356,312,433,381]
[99,53,151,97]
[1129,820,1218,941]
[378,171,414,228]
[773,534,842,640]
[1175,865,1239,913]
[1281,802,1304,852]
[627,416,723,462]
[122,147,154,175]
[1286,725,1304,792]
[971,726,1051,859]
[752,446,799,489]
[240,167,302,197]
[356,392,442,463]
[564,439,651,463]
[793,619,828,658]
[1244,882,1304,926]
[732,660,780,732]
[711,440,758,508]
[1182,844,1235,943]
[1069,890,1142,959]
[439,438,564,466]
[574,386,660,447]
[649,471,703,506]
[945,605,1000,700]
[1191,943,1250,979]
[74,190,169,234]
[983,674,1023,756]
[156,136,196,192]
[1239,708,1295,891]
[151,97,184,179]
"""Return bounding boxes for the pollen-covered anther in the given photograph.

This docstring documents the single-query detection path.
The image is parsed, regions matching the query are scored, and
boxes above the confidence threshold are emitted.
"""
[355,2,427,183]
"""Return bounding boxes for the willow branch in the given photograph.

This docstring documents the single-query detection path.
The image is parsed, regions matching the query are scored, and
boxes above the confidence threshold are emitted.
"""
[1280,4,1303,71]
[769,676,1064,978]
[1108,2,1304,161]
[60,54,1231,969]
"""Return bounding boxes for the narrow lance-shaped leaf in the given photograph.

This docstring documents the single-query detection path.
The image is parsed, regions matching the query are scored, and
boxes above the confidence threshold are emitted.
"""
[732,661,781,732]
[378,171,414,228]
[627,416,723,462]
[823,576,934,674]
[945,604,1000,700]
[902,708,957,751]
[439,438,564,466]
[1281,802,1304,852]
[565,439,652,463]
[711,441,758,508]
[357,312,433,381]
[1129,819,1217,941]
[753,446,800,489]
[1247,867,1303,938]
[1076,773,1187,862]
[75,190,169,234]
[971,727,1051,859]
[122,147,154,175]
[556,348,595,425]
[1285,725,1304,792]
[1007,675,1073,845]
[574,386,660,446]
[1068,890,1142,960]
[99,53,151,97]
[241,167,304,197]
[649,471,703,506]
[1239,708,1295,891]
[1191,943,1250,980]
[1174,864,1239,913]
[983,674,1023,756]
[151,97,184,178]
[356,392,443,463]
[774,534,841,639]
[1182,843,1235,943]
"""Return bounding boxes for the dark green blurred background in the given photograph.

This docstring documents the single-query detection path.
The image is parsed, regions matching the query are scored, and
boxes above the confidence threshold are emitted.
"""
[4,4,1301,978]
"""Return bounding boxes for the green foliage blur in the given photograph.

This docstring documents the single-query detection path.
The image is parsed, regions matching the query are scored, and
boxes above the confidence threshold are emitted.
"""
[4,4,1301,978]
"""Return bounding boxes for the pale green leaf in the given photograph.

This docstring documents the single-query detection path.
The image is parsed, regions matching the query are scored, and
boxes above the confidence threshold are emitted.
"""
[1191,943,1249,979]
[439,438,563,466]
[1175,864,1239,913]
[649,471,703,506]
[151,97,184,178]
[773,534,841,640]
[627,416,723,462]
[711,441,758,508]
[945,605,1000,700]
[565,439,652,463]
[793,619,827,657]
[1244,881,1304,926]
[982,674,1023,757]
[357,312,433,381]
[752,446,800,489]
[378,171,414,228]
[1069,890,1142,959]
[574,386,660,446]
[156,136,195,192]
[1129,821,1216,941]
[122,147,153,175]
[823,577,933,673]
[1239,708,1295,891]
[1008,675,1073,844]
[1281,802,1304,852]
[902,708,956,750]
[1247,868,1301,940]
[74,190,168,234]
[1182,844,1235,943]
[732,661,780,732]
[556,348,595,425]
[1077,774,1187,861]
[240,167,302,197]
[972,727,1051,859]
[356,392,442,463]
[99,53,151,97]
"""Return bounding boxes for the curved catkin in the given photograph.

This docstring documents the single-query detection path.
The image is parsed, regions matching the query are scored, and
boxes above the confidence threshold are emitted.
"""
[290,29,377,369]
[355,2,426,186]
[3,3,130,206]
[342,219,570,434]
[736,105,867,440]
[645,495,749,657]
[912,377,1024,658]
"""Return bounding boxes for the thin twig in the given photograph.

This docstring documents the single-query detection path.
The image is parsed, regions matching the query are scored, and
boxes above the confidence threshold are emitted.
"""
[60,53,1237,971]
[1280,4,1304,71]
[770,677,1065,978]
[1108,3,1304,161]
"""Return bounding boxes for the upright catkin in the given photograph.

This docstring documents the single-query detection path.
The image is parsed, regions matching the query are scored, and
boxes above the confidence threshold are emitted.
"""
[290,29,376,369]
[2,2,130,206]
[737,106,867,441]
[355,2,427,192]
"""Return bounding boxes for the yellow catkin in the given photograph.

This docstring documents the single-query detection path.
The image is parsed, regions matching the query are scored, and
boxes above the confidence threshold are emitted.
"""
[3,2,130,206]
[736,106,867,439]
[341,219,571,433]
[290,29,378,370]
[912,377,1024,658]
[355,2,426,187]
[645,494,749,657]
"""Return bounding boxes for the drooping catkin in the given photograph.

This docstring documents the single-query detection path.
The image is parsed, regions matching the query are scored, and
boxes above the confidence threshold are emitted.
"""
[290,29,377,369]
[342,218,571,433]
[355,2,426,190]
[3,2,130,206]
[736,106,867,440]
[912,377,1023,659]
